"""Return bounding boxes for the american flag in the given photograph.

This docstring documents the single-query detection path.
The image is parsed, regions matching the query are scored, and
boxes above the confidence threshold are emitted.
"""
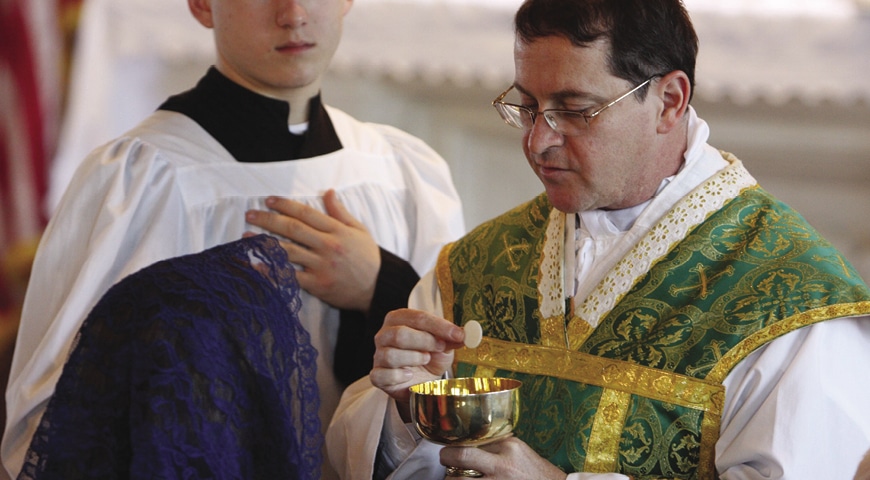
[0,0,79,327]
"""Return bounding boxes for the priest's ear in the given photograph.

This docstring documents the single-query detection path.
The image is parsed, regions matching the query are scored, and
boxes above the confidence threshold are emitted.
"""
[188,0,215,29]
[654,70,691,135]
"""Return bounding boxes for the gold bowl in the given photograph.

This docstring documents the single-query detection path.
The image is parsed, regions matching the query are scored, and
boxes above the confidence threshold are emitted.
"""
[409,377,521,447]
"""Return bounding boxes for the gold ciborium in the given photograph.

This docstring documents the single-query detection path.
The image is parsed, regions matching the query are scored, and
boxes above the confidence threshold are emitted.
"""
[409,377,522,478]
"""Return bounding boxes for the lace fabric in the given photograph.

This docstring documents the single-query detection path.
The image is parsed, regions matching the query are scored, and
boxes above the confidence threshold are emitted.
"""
[18,235,321,480]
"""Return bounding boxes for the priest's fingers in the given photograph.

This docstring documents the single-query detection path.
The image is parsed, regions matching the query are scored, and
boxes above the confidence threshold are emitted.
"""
[372,327,454,376]
[369,363,435,422]
[370,342,441,405]
[375,310,463,367]
[380,308,464,348]
[371,309,461,401]
[369,349,453,409]
[441,437,569,480]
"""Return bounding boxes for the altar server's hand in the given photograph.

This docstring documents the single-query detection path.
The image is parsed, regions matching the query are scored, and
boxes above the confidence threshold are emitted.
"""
[245,189,380,313]
[441,437,569,480]
[371,308,465,420]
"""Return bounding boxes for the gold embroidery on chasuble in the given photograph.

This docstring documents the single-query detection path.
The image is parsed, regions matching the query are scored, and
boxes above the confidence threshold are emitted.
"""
[438,156,870,479]
[577,185,870,477]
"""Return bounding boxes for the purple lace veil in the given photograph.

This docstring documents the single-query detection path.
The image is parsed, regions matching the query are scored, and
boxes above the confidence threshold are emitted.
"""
[18,235,321,479]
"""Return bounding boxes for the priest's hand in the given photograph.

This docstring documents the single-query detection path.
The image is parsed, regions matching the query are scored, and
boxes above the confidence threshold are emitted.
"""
[441,437,569,480]
[244,189,380,313]
[370,308,465,421]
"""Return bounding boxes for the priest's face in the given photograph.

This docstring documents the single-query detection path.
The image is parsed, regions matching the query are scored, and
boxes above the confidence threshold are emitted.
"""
[513,35,666,214]
[190,0,353,100]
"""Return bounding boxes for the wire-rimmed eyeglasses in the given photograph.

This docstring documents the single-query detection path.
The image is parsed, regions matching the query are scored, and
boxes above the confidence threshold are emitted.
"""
[491,76,658,136]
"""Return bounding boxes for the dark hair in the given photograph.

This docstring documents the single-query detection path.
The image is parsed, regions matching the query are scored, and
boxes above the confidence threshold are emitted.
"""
[515,0,698,101]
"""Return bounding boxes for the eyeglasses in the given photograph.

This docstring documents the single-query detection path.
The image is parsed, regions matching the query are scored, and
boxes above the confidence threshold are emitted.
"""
[492,76,657,136]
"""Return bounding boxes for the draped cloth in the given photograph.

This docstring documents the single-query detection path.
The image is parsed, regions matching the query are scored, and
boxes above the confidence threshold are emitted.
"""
[17,234,321,480]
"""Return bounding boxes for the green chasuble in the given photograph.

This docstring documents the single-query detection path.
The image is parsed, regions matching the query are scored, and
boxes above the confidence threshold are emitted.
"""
[436,156,870,479]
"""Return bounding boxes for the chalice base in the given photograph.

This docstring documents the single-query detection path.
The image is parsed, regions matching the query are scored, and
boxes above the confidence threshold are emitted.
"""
[446,466,483,478]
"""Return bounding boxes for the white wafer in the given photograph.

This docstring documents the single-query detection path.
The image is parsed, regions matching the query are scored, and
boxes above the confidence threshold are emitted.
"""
[463,320,483,349]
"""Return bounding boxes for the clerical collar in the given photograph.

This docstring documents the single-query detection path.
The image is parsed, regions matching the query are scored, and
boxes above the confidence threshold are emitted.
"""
[158,67,342,163]
[579,173,678,235]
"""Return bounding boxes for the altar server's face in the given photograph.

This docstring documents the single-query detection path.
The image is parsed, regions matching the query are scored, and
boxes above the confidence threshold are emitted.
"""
[189,0,353,100]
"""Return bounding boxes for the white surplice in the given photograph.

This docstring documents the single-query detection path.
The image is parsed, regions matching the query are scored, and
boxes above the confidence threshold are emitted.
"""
[3,106,466,480]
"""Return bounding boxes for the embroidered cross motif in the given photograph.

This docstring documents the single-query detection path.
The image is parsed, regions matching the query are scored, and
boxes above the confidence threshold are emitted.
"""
[493,232,531,272]
[685,339,726,377]
[812,254,852,278]
[668,264,735,299]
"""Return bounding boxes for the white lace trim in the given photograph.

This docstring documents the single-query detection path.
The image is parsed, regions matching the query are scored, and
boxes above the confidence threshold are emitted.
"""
[539,207,566,319]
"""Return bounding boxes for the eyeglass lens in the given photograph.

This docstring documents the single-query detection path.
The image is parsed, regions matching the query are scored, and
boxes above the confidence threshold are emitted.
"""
[497,104,588,136]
